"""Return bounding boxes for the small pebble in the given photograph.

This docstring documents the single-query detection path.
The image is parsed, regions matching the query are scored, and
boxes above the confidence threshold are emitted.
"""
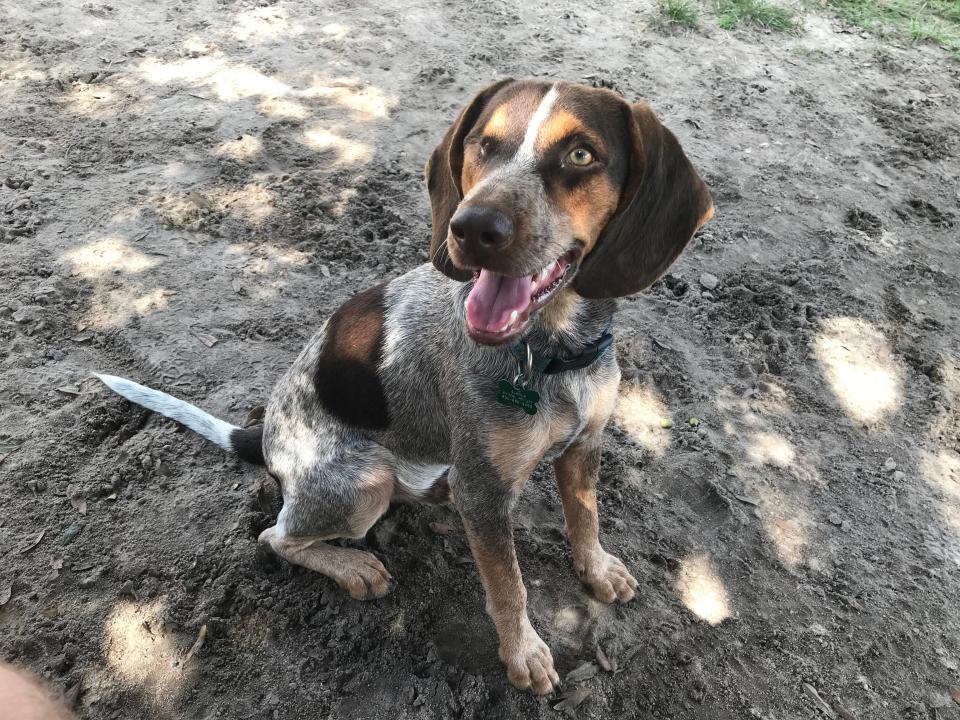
[688,417,700,427]
[699,272,720,291]
[882,458,897,472]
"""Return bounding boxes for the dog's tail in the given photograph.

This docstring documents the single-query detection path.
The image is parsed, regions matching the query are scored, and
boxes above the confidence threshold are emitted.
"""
[95,374,265,465]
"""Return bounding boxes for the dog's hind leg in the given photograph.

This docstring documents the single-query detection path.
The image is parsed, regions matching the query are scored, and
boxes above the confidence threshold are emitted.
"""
[259,526,392,599]
[258,464,395,600]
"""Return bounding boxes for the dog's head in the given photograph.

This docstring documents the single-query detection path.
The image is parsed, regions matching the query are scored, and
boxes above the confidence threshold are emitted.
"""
[425,79,713,345]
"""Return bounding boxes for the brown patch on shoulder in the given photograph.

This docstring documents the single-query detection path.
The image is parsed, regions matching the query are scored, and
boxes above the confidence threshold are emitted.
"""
[314,283,390,429]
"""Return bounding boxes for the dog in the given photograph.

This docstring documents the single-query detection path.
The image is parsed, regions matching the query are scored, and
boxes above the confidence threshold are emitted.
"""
[97,78,713,695]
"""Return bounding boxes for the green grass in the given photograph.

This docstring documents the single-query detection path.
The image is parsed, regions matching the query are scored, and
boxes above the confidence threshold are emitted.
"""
[657,0,702,29]
[818,0,960,59]
[716,0,801,31]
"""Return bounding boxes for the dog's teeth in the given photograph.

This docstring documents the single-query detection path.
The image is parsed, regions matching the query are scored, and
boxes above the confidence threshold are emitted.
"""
[509,310,518,326]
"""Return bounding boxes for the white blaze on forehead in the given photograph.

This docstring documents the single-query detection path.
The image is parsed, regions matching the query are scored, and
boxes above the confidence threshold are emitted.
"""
[461,84,558,202]
[516,84,559,161]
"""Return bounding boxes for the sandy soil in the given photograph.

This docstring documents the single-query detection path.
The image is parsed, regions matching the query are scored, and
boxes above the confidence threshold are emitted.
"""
[2,0,960,718]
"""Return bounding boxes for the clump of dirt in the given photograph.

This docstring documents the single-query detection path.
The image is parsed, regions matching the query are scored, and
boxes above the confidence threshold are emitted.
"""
[897,198,956,229]
[844,207,883,237]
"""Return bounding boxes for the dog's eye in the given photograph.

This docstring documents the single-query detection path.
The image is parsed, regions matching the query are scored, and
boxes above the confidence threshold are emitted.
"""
[566,147,594,167]
[479,138,492,157]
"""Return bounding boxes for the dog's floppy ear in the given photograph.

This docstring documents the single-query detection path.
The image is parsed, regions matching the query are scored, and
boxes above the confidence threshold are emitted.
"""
[425,79,514,280]
[573,101,714,299]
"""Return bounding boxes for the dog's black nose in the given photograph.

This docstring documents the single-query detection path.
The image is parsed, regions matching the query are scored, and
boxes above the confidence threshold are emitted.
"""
[449,205,513,250]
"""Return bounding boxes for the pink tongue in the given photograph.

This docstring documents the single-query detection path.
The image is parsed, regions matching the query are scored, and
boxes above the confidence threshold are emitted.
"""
[466,269,532,333]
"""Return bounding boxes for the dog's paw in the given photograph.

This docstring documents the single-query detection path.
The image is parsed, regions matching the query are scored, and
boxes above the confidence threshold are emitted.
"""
[578,550,637,604]
[332,549,393,600]
[498,621,559,695]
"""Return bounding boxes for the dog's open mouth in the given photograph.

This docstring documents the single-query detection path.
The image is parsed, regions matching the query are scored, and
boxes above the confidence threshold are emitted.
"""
[465,250,578,345]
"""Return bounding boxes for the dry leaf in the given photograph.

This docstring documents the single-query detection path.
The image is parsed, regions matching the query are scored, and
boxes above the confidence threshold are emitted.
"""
[566,662,598,683]
[0,582,12,606]
[68,486,87,515]
[71,332,93,343]
[187,191,214,210]
[554,685,592,716]
[56,386,81,395]
[20,530,45,554]
[244,405,265,427]
[184,624,207,662]
[429,522,454,535]
[802,683,837,719]
[191,330,218,348]
[50,556,64,579]
[949,686,960,706]
[0,441,19,466]
[195,333,218,348]
[595,646,616,673]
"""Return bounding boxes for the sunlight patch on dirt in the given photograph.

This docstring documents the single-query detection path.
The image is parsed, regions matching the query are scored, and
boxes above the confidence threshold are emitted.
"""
[154,182,277,227]
[552,605,589,648]
[303,127,374,165]
[137,50,392,127]
[814,316,902,425]
[259,96,308,119]
[88,287,175,330]
[233,242,311,275]
[64,236,157,279]
[103,598,191,706]
[746,432,796,468]
[212,134,262,161]
[232,5,303,43]
[64,82,120,116]
[320,22,352,40]
[215,182,276,223]
[302,78,396,120]
[138,55,290,101]
[0,58,45,104]
[674,554,731,625]
[614,382,671,457]
[756,487,814,568]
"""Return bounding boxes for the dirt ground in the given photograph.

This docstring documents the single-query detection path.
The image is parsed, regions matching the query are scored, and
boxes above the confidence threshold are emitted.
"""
[2,0,960,718]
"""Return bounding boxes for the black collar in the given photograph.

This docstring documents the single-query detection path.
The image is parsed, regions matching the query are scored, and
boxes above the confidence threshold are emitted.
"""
[508,319,615,376]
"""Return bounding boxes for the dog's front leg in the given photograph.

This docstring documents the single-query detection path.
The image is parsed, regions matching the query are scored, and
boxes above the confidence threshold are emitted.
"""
[449,465,559,695]
[554,437,637,603]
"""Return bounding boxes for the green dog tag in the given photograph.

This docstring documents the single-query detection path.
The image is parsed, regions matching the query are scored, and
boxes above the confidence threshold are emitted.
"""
[496,378,540,415]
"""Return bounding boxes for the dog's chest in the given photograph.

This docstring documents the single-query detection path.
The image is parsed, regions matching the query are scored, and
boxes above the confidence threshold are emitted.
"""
[538,389,590,461]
